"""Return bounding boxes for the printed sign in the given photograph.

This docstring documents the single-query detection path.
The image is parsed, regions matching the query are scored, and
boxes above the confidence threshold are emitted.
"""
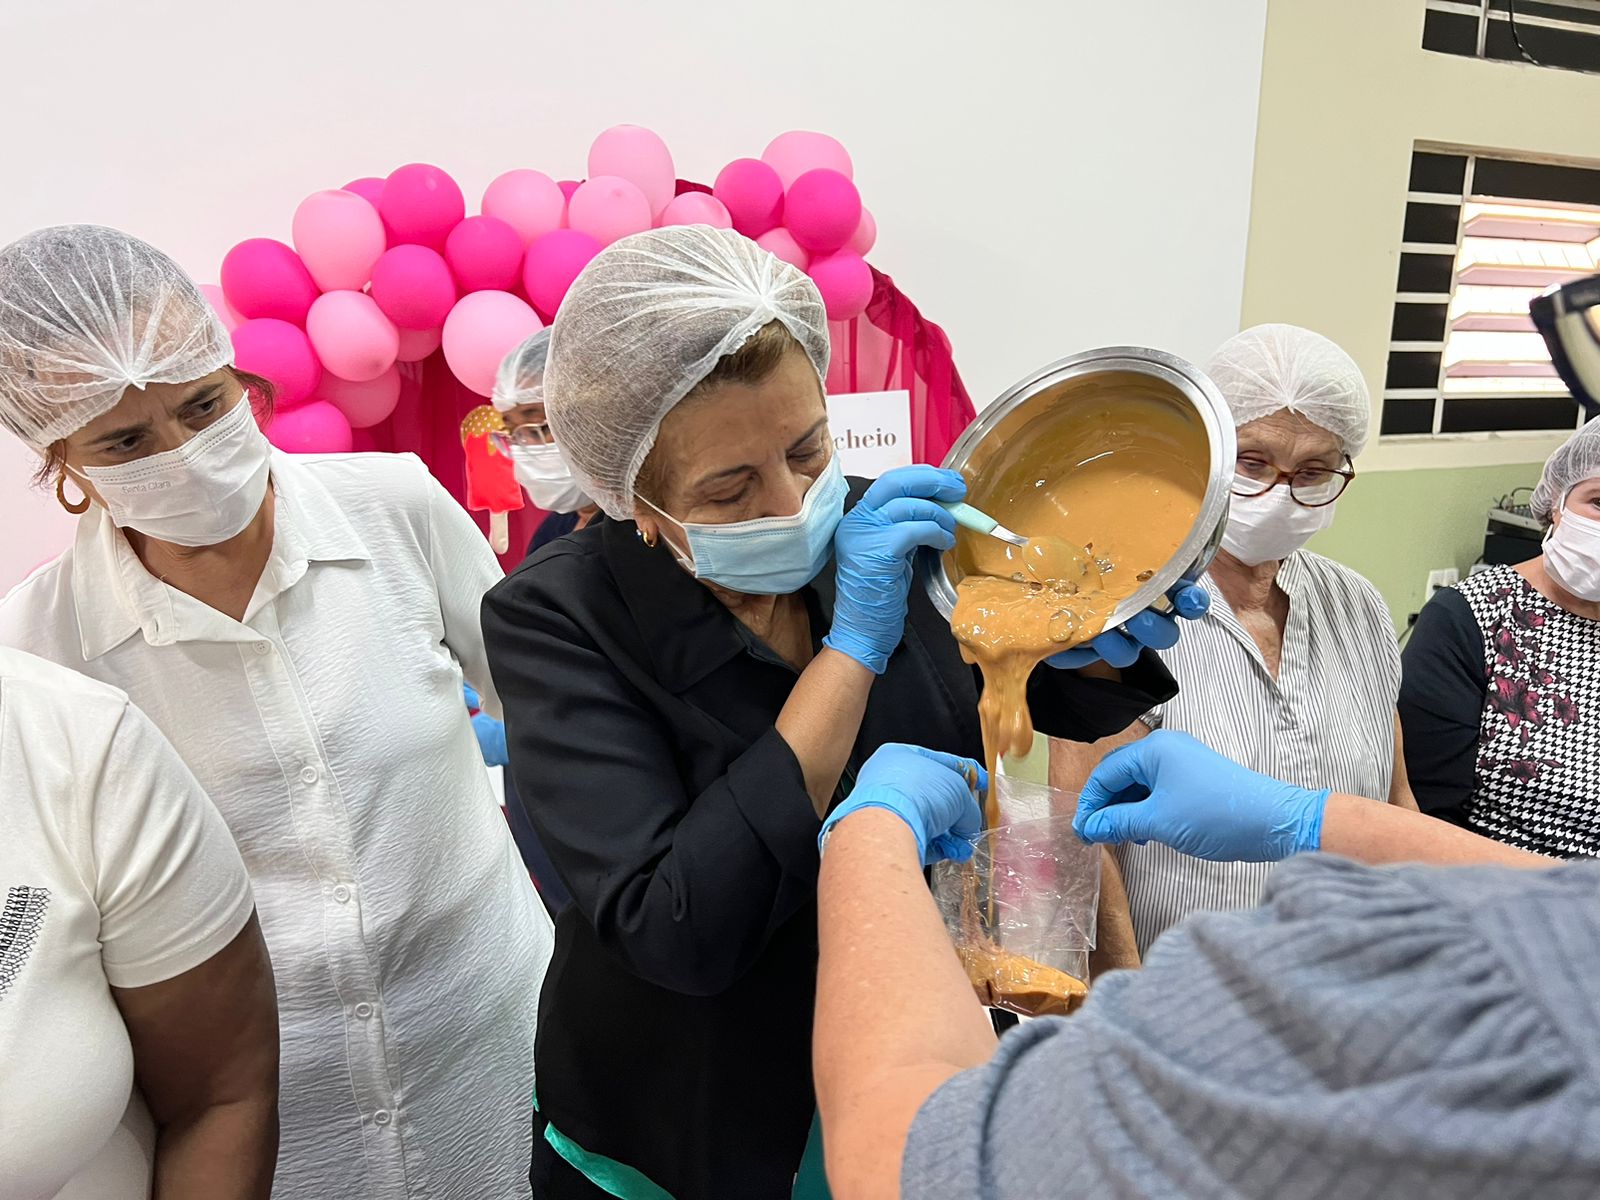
[825,390,913,478]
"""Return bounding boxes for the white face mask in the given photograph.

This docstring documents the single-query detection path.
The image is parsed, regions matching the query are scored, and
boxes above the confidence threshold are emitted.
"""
[511,442,590,513]
[1545,501,1600,602]
[77,391,272,547]
[1221,479,1337,566]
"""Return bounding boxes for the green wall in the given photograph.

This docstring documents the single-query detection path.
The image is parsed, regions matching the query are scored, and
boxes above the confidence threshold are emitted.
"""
[1306,463,1541,630]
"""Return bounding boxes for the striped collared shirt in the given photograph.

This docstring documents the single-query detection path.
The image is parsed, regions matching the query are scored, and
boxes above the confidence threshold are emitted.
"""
[1120,550,1401,954]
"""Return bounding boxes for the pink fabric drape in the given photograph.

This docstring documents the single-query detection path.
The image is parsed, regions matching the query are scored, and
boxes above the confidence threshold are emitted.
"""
[825,266,977,467]
[351,183,976,571]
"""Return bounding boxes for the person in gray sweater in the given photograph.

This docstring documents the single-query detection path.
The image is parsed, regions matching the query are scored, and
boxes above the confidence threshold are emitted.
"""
[813,734,1599,1200]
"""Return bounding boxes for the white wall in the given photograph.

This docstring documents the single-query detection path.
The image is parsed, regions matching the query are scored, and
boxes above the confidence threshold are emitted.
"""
[0,0,1266,590]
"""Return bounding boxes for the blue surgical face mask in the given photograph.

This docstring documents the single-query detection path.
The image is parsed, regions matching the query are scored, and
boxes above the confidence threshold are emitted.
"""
[643,454,847,594]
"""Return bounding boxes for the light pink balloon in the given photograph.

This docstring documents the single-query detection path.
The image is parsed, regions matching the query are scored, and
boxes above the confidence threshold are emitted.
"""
[396,326,442,362]
[658,192,733,229]
[442,291,544,397]
[221,239,319,325]
[199,284,242,332]
[343,177,386,206]
[267,400,353,454]
[588,125,676,220]
[567,177,652,246]
[558,180,581,200]
[306,291,400,383]
[761,130,854,190]
[482,170,566,246]
[231,318,322,408]
[378,163,466,252]
[523,230,603,319]
[785,169,862,255]
[445,216,524,293]
[808,252,873,321]
[293,189,386,292]
[714,158,785,238]
[848,207,877,257]
[318,366,402,428]
[369,246,457,330]
[755,228,811,271]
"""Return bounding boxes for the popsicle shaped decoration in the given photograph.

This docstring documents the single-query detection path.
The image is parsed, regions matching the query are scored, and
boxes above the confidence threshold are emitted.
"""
[460,404,524,553]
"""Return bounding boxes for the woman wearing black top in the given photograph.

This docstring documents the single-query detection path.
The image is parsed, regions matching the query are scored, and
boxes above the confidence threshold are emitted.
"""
[482,227,1182,1199]
[1401,417,1600,858]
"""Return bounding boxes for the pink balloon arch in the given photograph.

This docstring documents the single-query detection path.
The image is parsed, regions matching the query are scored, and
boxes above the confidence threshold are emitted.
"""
[210,126,974,568]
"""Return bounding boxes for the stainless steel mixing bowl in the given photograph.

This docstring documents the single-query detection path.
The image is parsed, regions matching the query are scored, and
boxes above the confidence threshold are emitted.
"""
[919,346,1236,629]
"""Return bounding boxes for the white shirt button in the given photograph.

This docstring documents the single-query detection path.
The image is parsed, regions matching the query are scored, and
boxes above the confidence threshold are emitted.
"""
[354,1002,374,1019]
[333,884,352,903]
[252,641,272,656]
[373,1110,392,1126]
[299,765,319,784]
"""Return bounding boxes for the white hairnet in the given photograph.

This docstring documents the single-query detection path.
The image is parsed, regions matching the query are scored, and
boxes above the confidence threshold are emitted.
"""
[0,225,232,450]
[1205,323,1372,458]
[1532,414,1600,522]
[492,328,552,414]
[546,225,830,520]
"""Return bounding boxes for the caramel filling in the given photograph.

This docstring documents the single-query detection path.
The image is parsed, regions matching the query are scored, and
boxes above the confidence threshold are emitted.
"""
[946,388,1206,1015]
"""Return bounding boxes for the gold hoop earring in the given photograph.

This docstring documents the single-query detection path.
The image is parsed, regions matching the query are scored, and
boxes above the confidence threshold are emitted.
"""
[641,527,658,549]
[56,469,90,515]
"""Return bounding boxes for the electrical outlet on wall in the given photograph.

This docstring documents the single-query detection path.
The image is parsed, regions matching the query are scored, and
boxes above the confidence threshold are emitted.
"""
[1424,568,1460,603]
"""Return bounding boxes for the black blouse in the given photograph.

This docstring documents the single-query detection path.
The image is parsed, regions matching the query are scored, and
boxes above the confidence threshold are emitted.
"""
[481,482,1177,1199]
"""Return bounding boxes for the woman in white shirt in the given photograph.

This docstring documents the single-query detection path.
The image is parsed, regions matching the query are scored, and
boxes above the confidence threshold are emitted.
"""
[1053,324,1416,961]
[0,645,277,1199]
[0,225,554,1200]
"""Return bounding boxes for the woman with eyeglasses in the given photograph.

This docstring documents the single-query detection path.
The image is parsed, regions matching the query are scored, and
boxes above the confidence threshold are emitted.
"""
[491,329,601,558]
[1053,324,1417,961]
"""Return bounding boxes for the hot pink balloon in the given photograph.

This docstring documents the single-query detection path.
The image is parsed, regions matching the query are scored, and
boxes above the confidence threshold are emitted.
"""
[588,125,676,220]
[306,291,400,383]
[522,230,603,319]
[369,245,457,330]
[756,228,811,271]
[343,177,386,206]
[293,189,386,292]
[714,159,785,238]
[230,318,322,408]
[318,366,402,429]
[442,290,544,397]
[199,284,242,332]
[396,326,443,362]
[808,252,873,321]
[784,169,862,256]
[267,399,353,454]
[482,170,566,246]
[567,177,652,246]
[848,207,877,257]
[445,216,524,294]
[659,191,733,229]
[378,163,466,252]
[761,131,854,190]
[221,239,320,325]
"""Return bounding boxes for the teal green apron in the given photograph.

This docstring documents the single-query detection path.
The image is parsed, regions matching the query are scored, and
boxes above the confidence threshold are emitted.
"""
[536,1103,831,1200]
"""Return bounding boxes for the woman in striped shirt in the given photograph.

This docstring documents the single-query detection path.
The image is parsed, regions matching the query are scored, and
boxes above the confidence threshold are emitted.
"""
[1055,324,1416,961]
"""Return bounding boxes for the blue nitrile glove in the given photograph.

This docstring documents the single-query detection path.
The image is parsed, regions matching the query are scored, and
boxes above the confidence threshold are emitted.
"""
[1073,730,1328,862]
[818,744,988,867]
[1046,581,1211,670]
[823,465,965,674]
[463,684,509,768]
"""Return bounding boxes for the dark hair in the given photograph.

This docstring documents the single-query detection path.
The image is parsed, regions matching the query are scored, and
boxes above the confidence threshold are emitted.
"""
[634,321,802,501]
[30,366,278,489]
